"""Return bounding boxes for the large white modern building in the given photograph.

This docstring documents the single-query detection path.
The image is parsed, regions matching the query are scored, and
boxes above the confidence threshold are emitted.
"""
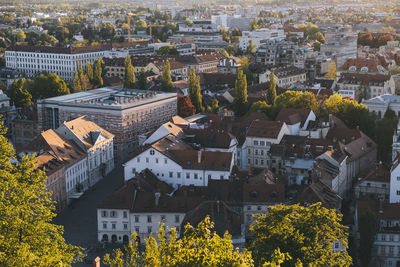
[240,28,286,51]
[5,45,109,82]
[362,94,400,118]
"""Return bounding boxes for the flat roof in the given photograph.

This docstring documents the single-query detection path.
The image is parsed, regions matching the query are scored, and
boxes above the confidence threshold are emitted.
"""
[38,87,177,110]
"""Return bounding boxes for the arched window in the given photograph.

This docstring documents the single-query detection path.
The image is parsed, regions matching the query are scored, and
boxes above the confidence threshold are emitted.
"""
[102,234,109,243]
[123,235,129,244]
[111,234,117,243]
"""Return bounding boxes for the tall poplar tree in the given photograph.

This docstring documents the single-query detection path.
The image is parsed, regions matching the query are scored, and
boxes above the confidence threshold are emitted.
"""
[266,72,277,105]
[85,61,94,83]
[161,60,173,92]
[188,68,203,113]
[0,118,83,265]
[137,67,148,90]
[123,55,135,89]
[93,59,103,88]
[233,69,248,115]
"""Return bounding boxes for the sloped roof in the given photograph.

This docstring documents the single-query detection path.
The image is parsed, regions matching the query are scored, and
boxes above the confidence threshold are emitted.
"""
[276,108,312,127]
[62,116,114,149]
[247,120,285,139]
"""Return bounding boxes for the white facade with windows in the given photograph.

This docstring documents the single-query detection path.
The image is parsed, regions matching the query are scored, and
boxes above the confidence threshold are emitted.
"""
[123,147,234,187]
[66,159,88,199]
[390,159,400,203]
[5,46,107,82]
[240,28,286,51]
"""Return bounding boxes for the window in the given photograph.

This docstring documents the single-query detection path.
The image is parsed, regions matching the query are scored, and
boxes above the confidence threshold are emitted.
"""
[248,149,251,154]
[220,175,224,180]
[381,234,386,241]
[135,227,139,233]
[164,159,168,164]
[397,191,400,196]
[161,215,166,221]
[147,215,152,223]
[255,149,258,155]
[260,141,265,146]
[261,159,264,165]
[135,215,139,223]
[253,140,258,146]
[147,226,152,234]
[123,223,128,230]
[175,215,180,223]
[112,223,116,230]
[102,211,108,217]
[186,173,190,179]
[177,172,181,178]
[397,176,400,181]
[150,150,155,155]
[123,211,127,218]
[169,172,173,178]
[334,242,340,249]
[257,206,261,211]
[103,223,107,229]
[110,211,117,217]
[194,174,198,179]
[390,235,394,241]
[389,246,394,256]
[146,158,149,163]
[208,174,212,179]
[155,158,159,164]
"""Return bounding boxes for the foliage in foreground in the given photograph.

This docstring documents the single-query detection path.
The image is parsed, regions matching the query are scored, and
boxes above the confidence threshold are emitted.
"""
[0,118,83,266]
[103,216,253,267]
[250,203,351,267]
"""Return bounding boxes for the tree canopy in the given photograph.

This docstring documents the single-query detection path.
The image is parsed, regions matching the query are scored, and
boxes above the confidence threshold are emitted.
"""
[266,73,277,105]
[104,216,253,267]
[8,78,33,108]
[161,61,174,92]
[233,69,248,116]
[250,203,351,267]
[31,73,70,100]
[0,117,83,265]
[123,56,135,89]
[188,68,203,113]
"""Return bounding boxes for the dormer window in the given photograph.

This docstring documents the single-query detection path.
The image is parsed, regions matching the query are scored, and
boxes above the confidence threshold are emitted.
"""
[360,67,368,72]
[349,66,357,72]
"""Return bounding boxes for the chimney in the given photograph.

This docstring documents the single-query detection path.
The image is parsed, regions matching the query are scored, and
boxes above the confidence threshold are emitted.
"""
[155,192,161,206]
[197,151,202,163]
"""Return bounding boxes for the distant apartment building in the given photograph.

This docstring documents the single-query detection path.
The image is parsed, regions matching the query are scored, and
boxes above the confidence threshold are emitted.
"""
[256,39,306,68]
[36,87,177,161]
[338,73,395,101]
[362,95,400,118]
[5,45,109,82]
[259,66,307,88]
[320,33,357,67]
[240,28,286,51]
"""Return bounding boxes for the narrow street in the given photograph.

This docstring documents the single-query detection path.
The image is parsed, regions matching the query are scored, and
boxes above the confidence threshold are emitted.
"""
[54,165,124,266]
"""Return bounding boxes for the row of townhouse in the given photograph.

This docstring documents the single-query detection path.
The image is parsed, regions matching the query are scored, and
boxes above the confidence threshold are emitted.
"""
[97,168,285,245]
[21,116,114,211]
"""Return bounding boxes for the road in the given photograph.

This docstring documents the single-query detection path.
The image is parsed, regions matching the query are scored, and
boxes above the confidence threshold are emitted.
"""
[54,165,125,266]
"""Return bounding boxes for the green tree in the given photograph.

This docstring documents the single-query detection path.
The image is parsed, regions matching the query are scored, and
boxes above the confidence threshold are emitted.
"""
[16,30,26,41]
[157,46,179,56]
[137,67,148,90]
[73,63,91,92]
[324,61,337,79]
[249,101,271,114]
[358,84,370,101]
[8,78,33,108]
[358,210,377,267]
[99,22,115,41]
[250,203,352,267]
[266,72,277,105]
[211,97,219,113]
[188,68,203,113]
[233,69,248,116]
[0,118,83,266]
[104,216,253,266]
[93,59,104,88]
[123,56,135,89]
[31,73,70,100]
[220,26,230,42]
[246,39,256,54]
[85,62,94,83]
[135,19,147,29]
[161,61,174,92]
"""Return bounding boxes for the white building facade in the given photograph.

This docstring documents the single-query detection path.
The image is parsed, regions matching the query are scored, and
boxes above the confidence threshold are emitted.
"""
[5,45,108,82]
